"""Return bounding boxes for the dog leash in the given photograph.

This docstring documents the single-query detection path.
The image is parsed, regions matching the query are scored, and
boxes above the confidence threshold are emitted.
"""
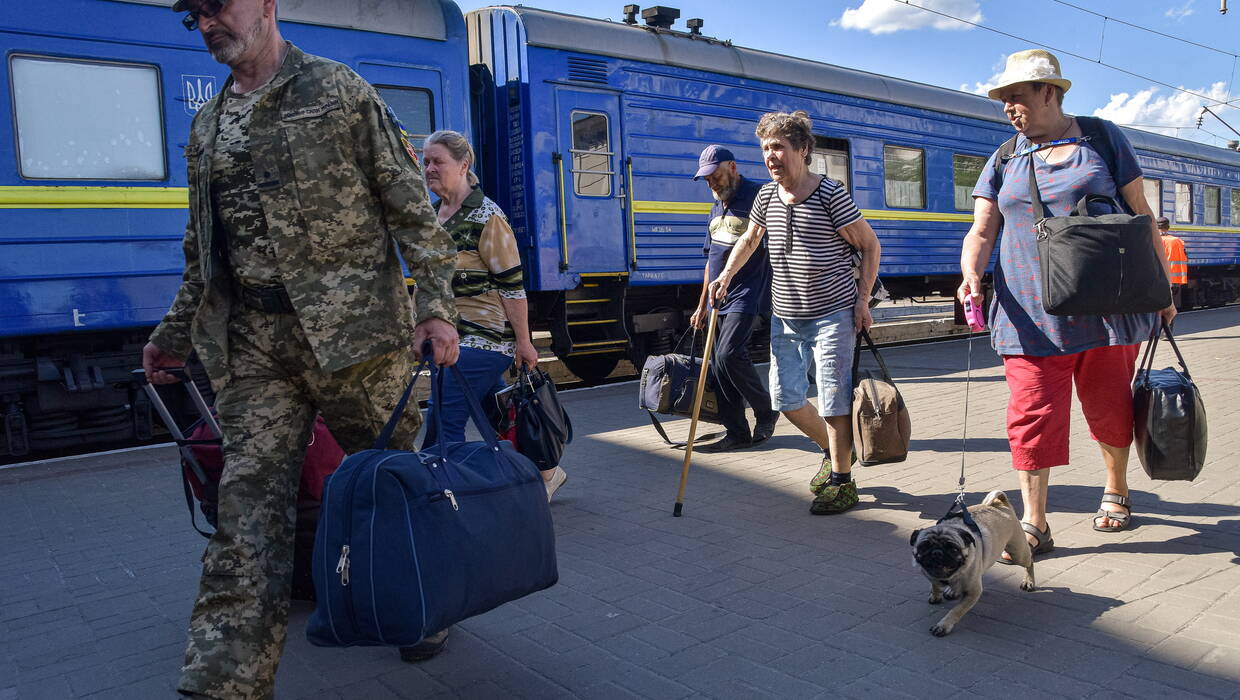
[939,323,982,535]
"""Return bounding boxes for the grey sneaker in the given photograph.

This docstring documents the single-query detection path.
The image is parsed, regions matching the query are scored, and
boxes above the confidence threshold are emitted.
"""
[545,466,568,502]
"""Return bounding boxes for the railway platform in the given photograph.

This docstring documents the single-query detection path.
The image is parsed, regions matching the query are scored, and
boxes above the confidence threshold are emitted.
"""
[2,306,1239,699]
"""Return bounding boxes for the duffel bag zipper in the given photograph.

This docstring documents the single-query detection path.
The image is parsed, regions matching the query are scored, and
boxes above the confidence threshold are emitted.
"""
[335,452,401,635]
[427,478,541,511]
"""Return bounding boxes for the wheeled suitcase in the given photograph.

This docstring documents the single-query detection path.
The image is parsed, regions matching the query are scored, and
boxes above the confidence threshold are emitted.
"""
[306,362,557,647]
[134,368,344,600]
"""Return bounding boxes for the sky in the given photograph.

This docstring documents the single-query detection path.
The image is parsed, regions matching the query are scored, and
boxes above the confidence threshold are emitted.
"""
[455,0,1240,149]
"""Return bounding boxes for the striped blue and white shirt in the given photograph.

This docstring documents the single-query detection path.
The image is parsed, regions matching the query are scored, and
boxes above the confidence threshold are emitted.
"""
[750,177,863,320]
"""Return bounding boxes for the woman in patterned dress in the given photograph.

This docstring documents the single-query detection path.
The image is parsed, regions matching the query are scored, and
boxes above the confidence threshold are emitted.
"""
[958,50,1175,558]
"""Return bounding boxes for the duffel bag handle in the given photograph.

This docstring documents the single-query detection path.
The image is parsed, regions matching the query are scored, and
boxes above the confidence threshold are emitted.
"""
[1073,193,1126,217]
[851,329,894,384]
[431,362,522,480]
[373,350,433,451]
[1137,320,1191,380]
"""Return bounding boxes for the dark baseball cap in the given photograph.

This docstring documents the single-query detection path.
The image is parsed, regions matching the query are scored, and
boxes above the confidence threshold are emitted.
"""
[1156,216,1170,228]
[693,145,735,180]
[172,0,217,12]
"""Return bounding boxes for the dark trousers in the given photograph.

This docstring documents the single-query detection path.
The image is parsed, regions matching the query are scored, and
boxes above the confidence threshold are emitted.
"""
[710,312,778,440]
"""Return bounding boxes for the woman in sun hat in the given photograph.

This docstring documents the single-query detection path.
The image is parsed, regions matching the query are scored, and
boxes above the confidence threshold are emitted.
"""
[957,49,1175,557]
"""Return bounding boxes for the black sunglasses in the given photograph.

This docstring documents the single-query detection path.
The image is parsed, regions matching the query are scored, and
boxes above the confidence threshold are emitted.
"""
[182,0,229,31]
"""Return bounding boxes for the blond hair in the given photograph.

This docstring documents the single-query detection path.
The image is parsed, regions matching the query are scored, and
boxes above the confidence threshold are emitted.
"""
[424,129,479,187]
[755,110,814,165]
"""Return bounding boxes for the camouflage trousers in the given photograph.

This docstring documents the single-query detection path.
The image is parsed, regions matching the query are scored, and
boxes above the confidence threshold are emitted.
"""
[178,309,419,700]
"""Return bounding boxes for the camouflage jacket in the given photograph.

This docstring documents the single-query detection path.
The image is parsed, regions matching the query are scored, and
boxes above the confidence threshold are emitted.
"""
[149,43,456,380]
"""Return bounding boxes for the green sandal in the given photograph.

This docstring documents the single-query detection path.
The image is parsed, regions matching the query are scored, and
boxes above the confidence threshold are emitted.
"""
[809,480,859,515]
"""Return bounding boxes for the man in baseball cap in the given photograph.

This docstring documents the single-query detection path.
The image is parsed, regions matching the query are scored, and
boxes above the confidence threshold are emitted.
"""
[687,145,778,452]
[693,144,736,181]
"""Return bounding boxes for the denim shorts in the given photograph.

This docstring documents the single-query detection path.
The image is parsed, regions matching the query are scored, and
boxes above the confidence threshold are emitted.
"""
[768,307,856,417]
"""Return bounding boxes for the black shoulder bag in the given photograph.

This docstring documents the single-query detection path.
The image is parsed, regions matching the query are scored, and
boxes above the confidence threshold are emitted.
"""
[1028,155,1170,316]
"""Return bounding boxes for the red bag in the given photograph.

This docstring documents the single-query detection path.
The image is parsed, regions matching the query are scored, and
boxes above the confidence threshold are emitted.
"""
[185,414,344,508]
[137,368,345,602]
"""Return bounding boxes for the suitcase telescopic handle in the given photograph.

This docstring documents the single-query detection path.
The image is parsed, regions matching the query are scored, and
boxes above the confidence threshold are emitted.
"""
[130,368,222,441]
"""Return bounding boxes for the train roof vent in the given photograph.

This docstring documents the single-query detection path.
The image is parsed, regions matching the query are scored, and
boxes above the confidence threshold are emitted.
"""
[642,6,680,29]
[567,56,609,83]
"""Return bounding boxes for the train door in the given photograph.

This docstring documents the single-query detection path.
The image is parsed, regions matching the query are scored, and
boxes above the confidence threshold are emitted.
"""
[356,62,441,156]
[554,88,625,273]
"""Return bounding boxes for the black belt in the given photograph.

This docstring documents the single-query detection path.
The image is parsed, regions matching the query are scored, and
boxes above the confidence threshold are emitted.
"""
[235,283,295,314]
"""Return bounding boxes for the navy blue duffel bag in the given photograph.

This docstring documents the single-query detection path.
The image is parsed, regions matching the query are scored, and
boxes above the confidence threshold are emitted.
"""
[306,361,558,647]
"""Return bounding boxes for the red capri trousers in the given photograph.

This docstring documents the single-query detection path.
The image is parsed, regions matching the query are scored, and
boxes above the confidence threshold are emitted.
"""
[1002,343,1140,471]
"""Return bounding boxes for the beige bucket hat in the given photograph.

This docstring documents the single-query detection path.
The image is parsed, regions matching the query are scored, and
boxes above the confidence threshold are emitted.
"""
[987,49,1072,100]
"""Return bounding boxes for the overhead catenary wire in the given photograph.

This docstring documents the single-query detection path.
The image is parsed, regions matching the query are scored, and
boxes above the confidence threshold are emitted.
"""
[1048,0,1238,60]
[891,0,1234,109]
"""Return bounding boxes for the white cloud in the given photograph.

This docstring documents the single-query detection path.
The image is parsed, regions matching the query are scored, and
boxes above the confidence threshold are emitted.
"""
[1165,1,1196,20]
[1092,82,1237,146]
[960,54,1009,96]
[834,0,982,35]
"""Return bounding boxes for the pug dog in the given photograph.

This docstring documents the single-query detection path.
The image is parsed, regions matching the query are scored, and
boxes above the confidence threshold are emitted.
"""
[909,490,1035,636]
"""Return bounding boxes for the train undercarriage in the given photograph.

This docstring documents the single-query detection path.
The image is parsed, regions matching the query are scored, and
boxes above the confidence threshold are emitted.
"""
[4,266,1238,458]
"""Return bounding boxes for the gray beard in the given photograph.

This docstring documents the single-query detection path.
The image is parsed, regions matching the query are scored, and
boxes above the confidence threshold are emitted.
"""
[208,18,263,66]
[711,184,737,203]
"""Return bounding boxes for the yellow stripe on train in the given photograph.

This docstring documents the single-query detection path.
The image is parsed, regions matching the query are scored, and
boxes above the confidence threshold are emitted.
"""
[0,186,189,209]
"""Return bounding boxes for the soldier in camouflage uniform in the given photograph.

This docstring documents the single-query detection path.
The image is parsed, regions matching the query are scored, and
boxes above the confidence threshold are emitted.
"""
[143,1,458,698]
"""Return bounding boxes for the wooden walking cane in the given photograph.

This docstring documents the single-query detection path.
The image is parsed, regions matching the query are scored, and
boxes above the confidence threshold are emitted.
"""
[673,307,719,517]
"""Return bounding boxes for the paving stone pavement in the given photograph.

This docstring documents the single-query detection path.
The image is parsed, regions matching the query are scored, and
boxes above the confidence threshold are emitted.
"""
[2,307,1239,699]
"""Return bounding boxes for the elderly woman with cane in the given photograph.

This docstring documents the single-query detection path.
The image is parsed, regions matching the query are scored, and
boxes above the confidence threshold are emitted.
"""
[959,50,1175,559]
[710,110,881,515]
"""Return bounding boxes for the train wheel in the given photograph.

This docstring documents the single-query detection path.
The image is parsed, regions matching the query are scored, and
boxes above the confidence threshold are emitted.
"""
[561,354,620,384]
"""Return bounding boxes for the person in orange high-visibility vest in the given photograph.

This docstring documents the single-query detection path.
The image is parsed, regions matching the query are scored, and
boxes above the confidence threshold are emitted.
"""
[1157,217,1189,307]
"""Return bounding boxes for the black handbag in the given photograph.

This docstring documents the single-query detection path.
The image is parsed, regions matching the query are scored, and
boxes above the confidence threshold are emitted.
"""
[1132,322,1207,481]
[514,367,573,470]
[1029,157,1170,316]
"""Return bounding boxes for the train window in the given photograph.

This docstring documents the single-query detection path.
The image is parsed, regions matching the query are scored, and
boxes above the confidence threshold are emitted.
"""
[1175,182,1192,223]
[376,86,434,153]
[1233,189,1240,225]
[1204,186,1221,225]
[570,111,612,197]
[952,154,986,211]
[883,145,925,209]
[11,55,165,180]
[810,136,850,191]
[1143,179,1162,217]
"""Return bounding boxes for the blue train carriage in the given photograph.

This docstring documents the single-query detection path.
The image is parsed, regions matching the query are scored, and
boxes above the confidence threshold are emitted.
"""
[0,0,470,457]
[467,4,1014,381]
[1125,130,1240,308]
[467,4,1240,382]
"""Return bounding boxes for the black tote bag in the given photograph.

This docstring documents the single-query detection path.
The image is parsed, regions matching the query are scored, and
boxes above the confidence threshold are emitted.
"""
[1029,157,1170,316]
[514,367,573,470]
[1132,322,1207,481]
